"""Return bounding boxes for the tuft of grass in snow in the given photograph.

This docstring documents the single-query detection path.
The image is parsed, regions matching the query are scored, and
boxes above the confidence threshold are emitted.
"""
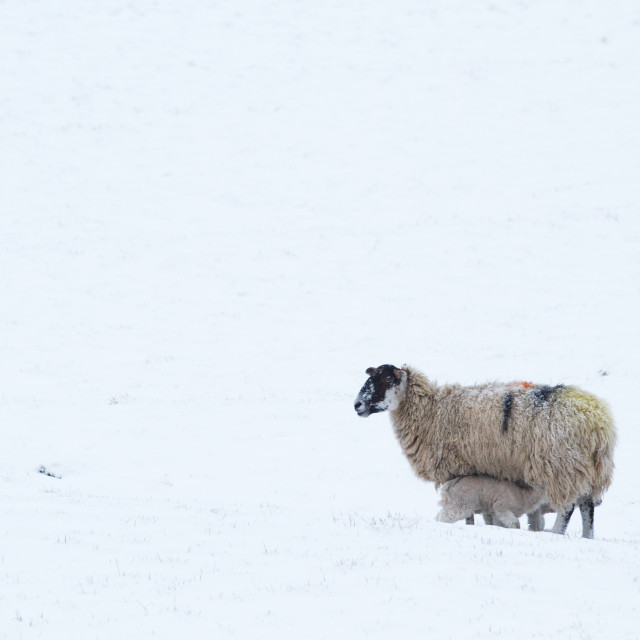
[37,466,61,479]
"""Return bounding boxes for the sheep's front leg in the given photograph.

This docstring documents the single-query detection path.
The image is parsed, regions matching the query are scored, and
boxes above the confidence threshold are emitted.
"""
[465,515,475,525]
[551,504,575,534]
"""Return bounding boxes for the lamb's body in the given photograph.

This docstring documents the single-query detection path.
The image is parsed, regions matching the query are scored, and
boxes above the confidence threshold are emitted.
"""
[437,475,546,528]
[355,365,616,514]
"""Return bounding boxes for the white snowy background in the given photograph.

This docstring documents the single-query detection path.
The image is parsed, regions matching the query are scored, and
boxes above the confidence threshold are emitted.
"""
[1,0,639,638]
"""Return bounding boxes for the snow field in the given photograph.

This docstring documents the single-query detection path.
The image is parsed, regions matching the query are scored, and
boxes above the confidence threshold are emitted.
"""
[1,0,640,638]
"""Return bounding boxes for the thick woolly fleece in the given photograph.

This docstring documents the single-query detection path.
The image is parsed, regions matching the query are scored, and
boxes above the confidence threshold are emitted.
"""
[390,366,616,511]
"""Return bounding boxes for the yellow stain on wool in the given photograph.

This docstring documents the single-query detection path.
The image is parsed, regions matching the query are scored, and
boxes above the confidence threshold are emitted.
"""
[559,386,615,435]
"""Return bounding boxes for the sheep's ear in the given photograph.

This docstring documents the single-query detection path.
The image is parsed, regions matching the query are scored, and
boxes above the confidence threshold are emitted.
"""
[366,367,376,376]
[394,368,404,379]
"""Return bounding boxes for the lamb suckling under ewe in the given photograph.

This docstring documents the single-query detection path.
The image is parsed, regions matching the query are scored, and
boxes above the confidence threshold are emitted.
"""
[354,364,616,538]
[436,475,546,528]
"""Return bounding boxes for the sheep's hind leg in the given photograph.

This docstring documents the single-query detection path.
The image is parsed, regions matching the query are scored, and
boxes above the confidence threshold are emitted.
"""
[551,504,575,535]
[465,515,475,525]
[483,513,494,526]
[578,498,595,539]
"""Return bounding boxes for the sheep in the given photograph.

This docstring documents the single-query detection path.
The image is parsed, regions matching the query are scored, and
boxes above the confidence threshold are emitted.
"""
[436,475,546,529]
[354,364,616,538]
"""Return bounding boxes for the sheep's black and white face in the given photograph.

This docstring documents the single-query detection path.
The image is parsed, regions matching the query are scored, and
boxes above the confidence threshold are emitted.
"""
[354,365,407,417]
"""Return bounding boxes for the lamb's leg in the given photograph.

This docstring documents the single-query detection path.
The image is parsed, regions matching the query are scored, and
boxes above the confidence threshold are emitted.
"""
[493,511,520,529]
[527,507,545,532]
[483,513,494,526]
[551,504,575,534]
[578,498,595,539]
[465,515,475,525]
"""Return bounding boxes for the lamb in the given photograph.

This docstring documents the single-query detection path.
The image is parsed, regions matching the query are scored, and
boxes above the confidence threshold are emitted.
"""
[354,364,616,538]
[436,475,546,529]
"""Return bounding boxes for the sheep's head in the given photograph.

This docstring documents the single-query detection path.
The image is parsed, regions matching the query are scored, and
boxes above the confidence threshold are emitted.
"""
[354,365,407,417]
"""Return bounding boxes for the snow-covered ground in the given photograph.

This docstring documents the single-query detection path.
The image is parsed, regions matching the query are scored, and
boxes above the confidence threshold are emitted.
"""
[2,0,640,637]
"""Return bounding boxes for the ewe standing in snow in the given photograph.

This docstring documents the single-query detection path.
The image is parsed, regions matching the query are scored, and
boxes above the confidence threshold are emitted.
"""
[436,475,546,528]
[354,364,616,538]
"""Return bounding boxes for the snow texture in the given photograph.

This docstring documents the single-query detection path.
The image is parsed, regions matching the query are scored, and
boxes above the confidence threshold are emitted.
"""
[1,0,640,638]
